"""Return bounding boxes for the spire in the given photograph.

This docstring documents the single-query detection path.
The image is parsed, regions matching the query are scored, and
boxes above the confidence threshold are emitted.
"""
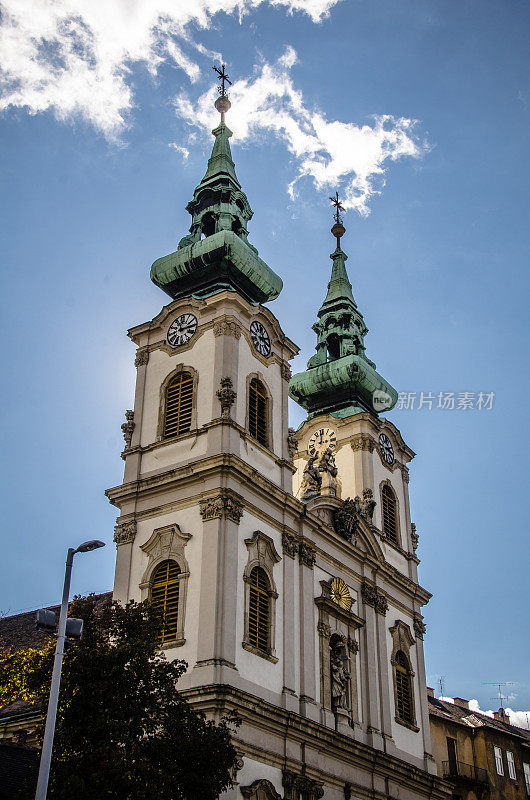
[288,196,397,418]
[150,65,282,304]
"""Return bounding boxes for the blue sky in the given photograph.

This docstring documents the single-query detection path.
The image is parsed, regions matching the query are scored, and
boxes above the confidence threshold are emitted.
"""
[1,0,528,720]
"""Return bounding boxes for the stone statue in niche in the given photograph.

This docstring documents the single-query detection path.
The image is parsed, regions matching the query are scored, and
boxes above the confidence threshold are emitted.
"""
[299,454,322,501]
[330,638,350,712]
[300,447,339,501]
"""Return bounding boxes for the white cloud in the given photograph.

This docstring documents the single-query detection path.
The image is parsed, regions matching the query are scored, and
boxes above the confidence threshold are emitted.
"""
[175,48,427,215]
[467,699,529,729]
[0,0,340,137]
[169,142,189,160]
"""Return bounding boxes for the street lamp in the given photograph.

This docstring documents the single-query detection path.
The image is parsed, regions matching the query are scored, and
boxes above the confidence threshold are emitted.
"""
[34,540,105,800]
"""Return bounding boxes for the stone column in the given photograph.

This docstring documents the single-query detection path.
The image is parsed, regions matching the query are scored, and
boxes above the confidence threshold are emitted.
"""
[413,616,436,773]
[113,520,137,603]
[374,598,396,755]
[194,494,242,681]
[123,348,149,484]
[350,434,375,498]
[298,541,319,722]
[281,531,298,712]
[360,582,384,750]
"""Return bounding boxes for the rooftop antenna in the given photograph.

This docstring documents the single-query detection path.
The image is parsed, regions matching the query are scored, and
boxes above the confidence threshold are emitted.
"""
[438,676,446,698]
[482,681,516,710]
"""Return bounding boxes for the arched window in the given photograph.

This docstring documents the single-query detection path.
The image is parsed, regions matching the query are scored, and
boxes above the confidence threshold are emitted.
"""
[150,560,180,643]
[395,650,413,723]
[248,566,270,652]
[163,372,194,438]
[248,378,268,447]
[381,484,399,544]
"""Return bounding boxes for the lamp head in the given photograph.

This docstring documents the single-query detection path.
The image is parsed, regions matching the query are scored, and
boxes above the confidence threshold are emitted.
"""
[75,540,106,554]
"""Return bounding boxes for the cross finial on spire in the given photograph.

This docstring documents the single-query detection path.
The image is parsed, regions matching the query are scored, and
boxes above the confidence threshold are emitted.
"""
[329,191,346,248]
[329,191,345,225]
[213,63,232,98]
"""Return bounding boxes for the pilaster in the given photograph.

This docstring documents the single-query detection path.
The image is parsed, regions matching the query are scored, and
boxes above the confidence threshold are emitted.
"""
[281,532,298,711]
[298,542,318,721]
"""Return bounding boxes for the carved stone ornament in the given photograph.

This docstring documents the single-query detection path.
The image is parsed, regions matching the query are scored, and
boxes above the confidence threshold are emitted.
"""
[283,770,324,800]
[134,348,149,367]
[282,531,298,558]
[287,427,298,460]
[113,519,137,545]
[334,488,376,542]
[347,636,359,654]
[281,362,292,381]
[351,433,375,453]
[199,494,243,524]
[410,522,419,551]
[121,409,135,454]
[298,541,316,568]
[300,447,338,501]
[375,593,389,616]
[241,779,282,800]
[361,582,387,614]
[413,613,427,639]
[216,376,237,418]
[213,320,241,339]
[317,621,332,639]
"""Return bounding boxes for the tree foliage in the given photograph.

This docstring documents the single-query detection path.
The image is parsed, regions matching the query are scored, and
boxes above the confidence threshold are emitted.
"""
[0,595,239,799]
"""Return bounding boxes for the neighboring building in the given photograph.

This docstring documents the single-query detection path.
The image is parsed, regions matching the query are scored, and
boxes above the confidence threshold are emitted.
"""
[0,592,112,746]
[428,691,530,800]
[105,83,449,800]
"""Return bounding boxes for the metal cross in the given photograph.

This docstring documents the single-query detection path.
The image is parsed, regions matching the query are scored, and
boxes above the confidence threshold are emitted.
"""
[213,63,232,97]
[329,191,345,224]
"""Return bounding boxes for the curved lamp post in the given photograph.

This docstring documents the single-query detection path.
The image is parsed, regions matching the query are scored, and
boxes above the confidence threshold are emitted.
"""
[35,540,105,800]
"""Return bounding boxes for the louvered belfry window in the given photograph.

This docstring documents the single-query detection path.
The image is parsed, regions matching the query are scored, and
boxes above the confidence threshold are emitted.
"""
[150,560,180,643]
[248,566,270,652]
[382,484,398,544]
[248,378,268,446]
[395,650,413,723]
[163,372,193,438]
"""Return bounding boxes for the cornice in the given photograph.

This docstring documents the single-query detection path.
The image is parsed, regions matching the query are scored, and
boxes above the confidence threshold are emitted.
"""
[181,684,450,800]
[108,454,431,604]
[127,290,298,358]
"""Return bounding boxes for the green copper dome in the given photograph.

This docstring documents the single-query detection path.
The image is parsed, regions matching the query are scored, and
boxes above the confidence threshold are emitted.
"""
[289,225,397,418]
[150,96,282,305]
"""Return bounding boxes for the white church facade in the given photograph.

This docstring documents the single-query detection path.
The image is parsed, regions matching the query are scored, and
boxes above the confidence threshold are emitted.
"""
[107,82,450,800]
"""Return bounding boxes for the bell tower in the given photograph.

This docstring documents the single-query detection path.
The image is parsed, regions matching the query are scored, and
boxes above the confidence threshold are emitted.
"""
[107,77,448,800]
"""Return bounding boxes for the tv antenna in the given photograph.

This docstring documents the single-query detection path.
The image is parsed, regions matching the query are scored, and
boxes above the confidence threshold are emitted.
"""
[438,676,446,698]
[482,682,516,709]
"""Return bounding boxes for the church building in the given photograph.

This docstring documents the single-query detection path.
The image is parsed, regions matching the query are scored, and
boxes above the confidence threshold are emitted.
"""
[107,75,450,800]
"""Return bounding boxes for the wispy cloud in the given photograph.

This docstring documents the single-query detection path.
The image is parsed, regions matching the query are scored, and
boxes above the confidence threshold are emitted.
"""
[0,0,340,137]
[175,48,427,215]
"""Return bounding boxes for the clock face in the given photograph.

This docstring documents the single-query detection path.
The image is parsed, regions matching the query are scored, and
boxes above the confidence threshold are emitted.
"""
[250,320,271,357]
[167,314,198,347]
[379,433,394,465]
[308,427,337,456]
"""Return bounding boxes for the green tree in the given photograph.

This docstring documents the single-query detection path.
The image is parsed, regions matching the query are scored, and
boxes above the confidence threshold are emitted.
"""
[0,595,239,799]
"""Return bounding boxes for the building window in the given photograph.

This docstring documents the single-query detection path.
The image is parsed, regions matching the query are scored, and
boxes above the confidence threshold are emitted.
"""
[242,531,280,662]
[150,559,180,643]
[395,650,413,724]
[248,566,270,652]
[507,751,516,780]
[163,372,194,438]
[523,763,530,793]
[381,484,399,544]
[248,378,268,446]
[494,746,504,776]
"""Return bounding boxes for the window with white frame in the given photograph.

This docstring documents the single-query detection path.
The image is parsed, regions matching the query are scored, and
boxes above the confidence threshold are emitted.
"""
[507,751,517,780]
[523,762,530,793]
[494,746,504,776]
